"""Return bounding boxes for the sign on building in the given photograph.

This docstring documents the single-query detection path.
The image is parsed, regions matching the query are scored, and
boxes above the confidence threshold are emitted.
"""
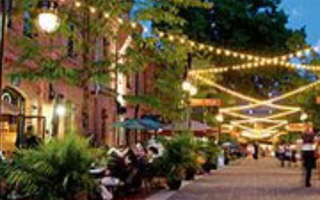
[285,123,310,132]
[190,99,222,107]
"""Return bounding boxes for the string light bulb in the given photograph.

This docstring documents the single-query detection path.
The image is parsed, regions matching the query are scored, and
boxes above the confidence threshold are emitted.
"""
[104,12,110,18]
[89,6,96,13]
[75,1,81,7]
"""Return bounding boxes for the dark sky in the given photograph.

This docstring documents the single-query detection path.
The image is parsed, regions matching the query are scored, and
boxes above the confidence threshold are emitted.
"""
[281,0,320,47]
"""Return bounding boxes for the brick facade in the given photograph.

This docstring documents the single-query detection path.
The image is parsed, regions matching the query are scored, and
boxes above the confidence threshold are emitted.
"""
[0,0,157,147]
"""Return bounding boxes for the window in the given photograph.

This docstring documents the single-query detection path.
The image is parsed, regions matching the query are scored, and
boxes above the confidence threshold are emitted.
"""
[0,0,13,34]
[65,101,76,133]
[103,37,109,57]
[23,11,33,38]
[126,75,132,89]
[6,0,12,28]
[67,24,75,57]
[95,39,101,61]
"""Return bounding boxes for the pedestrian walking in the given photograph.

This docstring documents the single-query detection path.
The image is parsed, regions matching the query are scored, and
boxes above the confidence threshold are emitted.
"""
[253,143,259,160]
[301,124,316,187]
[290,144,297,167]
[284,144,292,166]
[278,143,285,167]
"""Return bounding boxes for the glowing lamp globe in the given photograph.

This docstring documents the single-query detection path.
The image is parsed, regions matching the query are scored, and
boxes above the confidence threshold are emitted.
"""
[36,11,60,33]
[215,114,224,123]
[182,81,191,91]
[189,86,198,96]
[300,113,308,121]
[56,105,66,116]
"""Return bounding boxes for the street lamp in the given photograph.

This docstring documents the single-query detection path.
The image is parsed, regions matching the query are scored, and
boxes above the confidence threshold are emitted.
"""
[36,0,60,33]
[215,113,224,123]
[55,104,66,116]
[0,0,8,150]
[300,112,308,121]
[181,81,197,130]
[182,81,192,91]
[189,86,198,96]
[0,0,59,150]
[181,81,197,96]
[215,113,224,144]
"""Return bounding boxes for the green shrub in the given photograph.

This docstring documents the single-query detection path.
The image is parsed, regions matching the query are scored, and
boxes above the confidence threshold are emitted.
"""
[4,133,97,200]
[197,139,220,168]
[158,133,199,181]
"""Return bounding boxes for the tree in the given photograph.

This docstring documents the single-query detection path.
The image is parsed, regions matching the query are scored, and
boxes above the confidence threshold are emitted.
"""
[125,0,213,122]
[179,0,309,99]
[13,0,141,137]
[12,0,215,142]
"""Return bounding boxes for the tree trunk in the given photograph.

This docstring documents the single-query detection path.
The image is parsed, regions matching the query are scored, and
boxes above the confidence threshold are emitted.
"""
[134,73,140,143]
[81,1,91,136]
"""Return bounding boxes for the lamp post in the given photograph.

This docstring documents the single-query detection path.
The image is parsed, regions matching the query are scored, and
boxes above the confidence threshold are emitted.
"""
[215,113,224,144]
[182,81,197,129]
[0,0,8,149]
[0,0,60,150]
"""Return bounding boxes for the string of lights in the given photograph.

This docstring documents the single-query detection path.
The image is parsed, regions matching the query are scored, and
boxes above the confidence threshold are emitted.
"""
[57,0,319,65]
[189,60,320,75]
[222,109,300,121]
[231,119,288,125]
[235,123,279,135]
[195,75,306,134]
[226,109,299,135]
[265,122,288,131]
[195,75,301,111]
[57,0,317,139]
[158,31,318,62]
[195,75,319,112]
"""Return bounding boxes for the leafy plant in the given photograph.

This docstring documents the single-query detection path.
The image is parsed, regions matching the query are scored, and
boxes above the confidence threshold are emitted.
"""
[197,139,220,171]
[157,134,198,182]
[4,134,97,200]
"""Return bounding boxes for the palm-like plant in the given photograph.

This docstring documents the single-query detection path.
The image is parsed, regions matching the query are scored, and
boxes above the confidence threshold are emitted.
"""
[197,139,220,172]
[4,134,96,200]
[156,134,198,189]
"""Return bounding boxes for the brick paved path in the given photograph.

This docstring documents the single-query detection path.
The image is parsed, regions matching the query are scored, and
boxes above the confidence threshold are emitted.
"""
[167,158,320,200]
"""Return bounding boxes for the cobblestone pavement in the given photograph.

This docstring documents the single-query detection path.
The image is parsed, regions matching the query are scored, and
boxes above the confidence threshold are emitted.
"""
[166,158,320,200]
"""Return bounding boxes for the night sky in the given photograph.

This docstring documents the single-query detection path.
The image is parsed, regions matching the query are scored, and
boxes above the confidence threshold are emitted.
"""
[281,0,320,47]
[135,0,320,47]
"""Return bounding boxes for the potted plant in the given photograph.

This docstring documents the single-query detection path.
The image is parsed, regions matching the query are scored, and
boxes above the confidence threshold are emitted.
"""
[185,139,200,181]
[4,133,97,200]
[159,134,198,190]
[198,139,220,173]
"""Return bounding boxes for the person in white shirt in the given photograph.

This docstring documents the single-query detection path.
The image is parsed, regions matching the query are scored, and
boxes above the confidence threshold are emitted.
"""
[301,124,316,187]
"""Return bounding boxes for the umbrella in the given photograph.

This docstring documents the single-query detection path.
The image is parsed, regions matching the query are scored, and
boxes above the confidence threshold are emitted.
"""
[139,118,163,130]
[163,120,212,132]
[111,119,145,130]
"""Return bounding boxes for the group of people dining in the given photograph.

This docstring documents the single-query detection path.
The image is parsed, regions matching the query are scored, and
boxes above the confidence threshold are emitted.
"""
[90,138,164,200]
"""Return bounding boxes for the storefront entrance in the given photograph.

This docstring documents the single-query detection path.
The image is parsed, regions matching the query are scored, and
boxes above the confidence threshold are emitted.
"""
[1,87,46,157]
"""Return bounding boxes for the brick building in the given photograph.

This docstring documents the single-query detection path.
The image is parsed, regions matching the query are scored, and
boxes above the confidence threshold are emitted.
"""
[0,0,156,153]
